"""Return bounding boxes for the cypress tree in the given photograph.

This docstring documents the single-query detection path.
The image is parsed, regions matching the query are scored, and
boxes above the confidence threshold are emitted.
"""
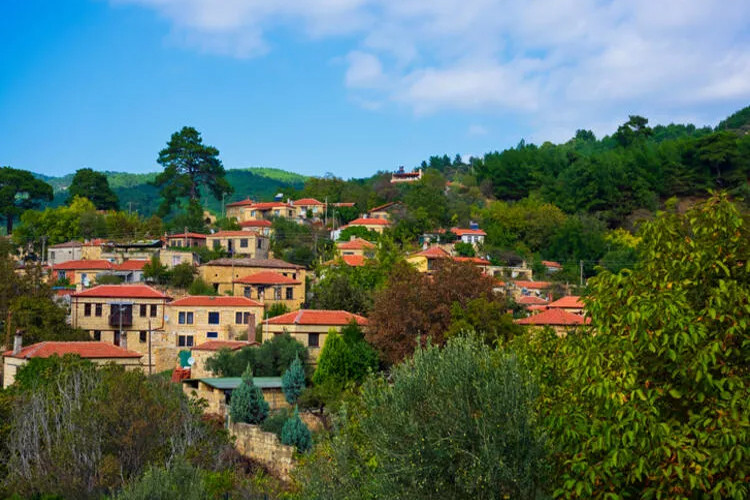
[229,365,269,424]
[281,406,312,453]
[281,355,305,405]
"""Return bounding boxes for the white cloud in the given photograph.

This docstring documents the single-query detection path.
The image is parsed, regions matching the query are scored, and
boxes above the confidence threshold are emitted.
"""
[112,0,750,135]
[468,124,488,136]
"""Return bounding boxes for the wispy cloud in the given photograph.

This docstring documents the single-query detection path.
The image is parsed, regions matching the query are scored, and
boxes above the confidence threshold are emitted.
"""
[468,124,488,137]
[112,0,750,137]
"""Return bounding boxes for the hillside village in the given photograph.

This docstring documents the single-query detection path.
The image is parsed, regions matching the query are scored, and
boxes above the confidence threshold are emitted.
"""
[0,106,747,498]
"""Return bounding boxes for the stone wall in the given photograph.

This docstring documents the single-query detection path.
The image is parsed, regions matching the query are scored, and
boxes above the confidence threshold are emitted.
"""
[229,422,295,480]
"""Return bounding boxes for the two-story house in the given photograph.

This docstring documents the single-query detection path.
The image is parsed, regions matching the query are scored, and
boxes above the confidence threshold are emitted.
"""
[51,259,115,287]
[293,198,325,219]
[238,219,273,236]
[166,232,207,248]
[451,227,486,245]
[336,237,376,258]
[47,241,83,265]
[231,271,304,310]
[206,231,270,258]
[166,296,264,348]
[201,257,306,296]
[225,198,256,221]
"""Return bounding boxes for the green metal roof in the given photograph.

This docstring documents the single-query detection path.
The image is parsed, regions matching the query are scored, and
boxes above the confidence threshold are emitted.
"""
[195,377,282,390]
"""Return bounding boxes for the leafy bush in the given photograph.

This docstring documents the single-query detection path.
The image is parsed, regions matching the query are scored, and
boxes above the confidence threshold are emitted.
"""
[206,332,308,377]
[188,277,216,296]
[281,407,312,453]
[169,262,195,288]
[260,407,291,438]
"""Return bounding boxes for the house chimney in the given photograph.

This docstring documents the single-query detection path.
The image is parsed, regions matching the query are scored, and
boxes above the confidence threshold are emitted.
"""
[12,329,23,356]
[248,315,257,343]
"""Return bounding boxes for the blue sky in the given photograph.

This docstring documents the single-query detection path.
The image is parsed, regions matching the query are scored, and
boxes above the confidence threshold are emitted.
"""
[1,0,749,179]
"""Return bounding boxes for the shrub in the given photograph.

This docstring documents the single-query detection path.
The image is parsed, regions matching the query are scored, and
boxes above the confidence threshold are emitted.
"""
[229,366,269,425]
[282,355,306,405]
[281,407,312,453]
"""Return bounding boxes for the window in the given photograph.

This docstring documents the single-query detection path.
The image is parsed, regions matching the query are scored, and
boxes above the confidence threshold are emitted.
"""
[58,270,66,280]
[207,331,218,339]
[236,312,252,324]
[257,285,266,299]
[179,311,186,324]
[208,312,219,324]
[274,287,282,300]
[213,240,221,250]
[178,335,194,347]
[240,239,248,248]
[50,251,55,261]
[186,312,194,324]
[292,273,297,280]
[257,239,262,249]
[244,312,252,324]
[95,303,102,317]
[243,287,252,298]
[93,330,101,341]
[140,304,147,317]
[84,303,92,316]
[286,287,293,300]
[251,210,256,217]
[308,333,319,347]
[274,209,280,216]
[140,331,147,343]
[235,312,243,324]
[150,304,157,317]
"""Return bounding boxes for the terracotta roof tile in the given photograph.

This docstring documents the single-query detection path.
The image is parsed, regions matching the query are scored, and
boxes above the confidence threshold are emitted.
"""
[337,238,376,250]
[267,309,368,326]
[233,272,301,285]
[412,246,451,259]
[192,340,258,351]
[50,240,83,249]
[239,220,272,228]
[4,341,142,359]
[513,280,553,290]
[348,217,390,226]
[169,295,264,307]
[451,227,487,236]
[53,259,114,270]
[72,284,169,299]
[294,198,324,206]
[226,198,255,208]
[548,296,584,309]
[453,256,491,265]
[205,258,305,270]
[167,232,207,239]
[542,260,562,268]
[115,260,149,271]
[250,202,294,210]
[208,231,261,238]
[517,295,549,306]
[516,308,590,326]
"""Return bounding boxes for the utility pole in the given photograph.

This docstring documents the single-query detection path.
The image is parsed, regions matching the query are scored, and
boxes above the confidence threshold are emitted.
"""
[324,197,328,227]
[579,260,584,287]
[148,319,152,375]
[222,193,226,218]
[40,236,47,265]
[128,202,133,215]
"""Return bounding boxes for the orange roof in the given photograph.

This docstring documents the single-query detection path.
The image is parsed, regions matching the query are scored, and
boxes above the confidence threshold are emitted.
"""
[294,198,324,206]
[453,256,491,265]
[412,246,451,259]
[451,227,486,236]
[169,295,263,307]
[517,296,549,306]
[53,259,114,270]
[368,202,400,213]
[337,238,376,250]
[4,341,142,359]
[83,239,110,247]
[527,305,549,311]
[208,231,261,238]
[192,340,258,351]
[348,217,390,226]
[226,198,255,208]
[516,308,590,326]
[239,220,272,228]
[542,260,562,269]
[548,296,584,309]
[234,271,301,285]
[513,280,553,290]
[267,309,368,326]
[72,285,169,299]
[250,202,293,210]
[115,260,148,271]
[341,255,366,267]
[333,202,355,207]
[167,232,207,239]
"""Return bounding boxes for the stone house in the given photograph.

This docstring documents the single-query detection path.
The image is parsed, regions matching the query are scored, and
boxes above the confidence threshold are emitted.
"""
[225,199,256,221]
[293,198,325,219]
[516,308,590,336]
[165,232,207,248]
[238,219,273,236]
[406,245,451,273]
[336,237,376,258]
[264,310,368,361]
[547,295,585,314]
[451,227,486,246]
[166,296,264,348]
[182,376,287,414]
[2,339,142,388]
[200,258,306,296]
[51,259,115,287]
[159,248,198,269]
[206,231,270,258]
[47,240,83,265]
[231,271,305,311]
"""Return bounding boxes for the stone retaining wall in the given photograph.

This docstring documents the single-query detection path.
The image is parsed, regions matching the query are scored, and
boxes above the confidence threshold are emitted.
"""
[229,422,295,480]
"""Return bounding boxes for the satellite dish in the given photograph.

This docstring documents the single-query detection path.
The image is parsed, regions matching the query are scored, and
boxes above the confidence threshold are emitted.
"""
[187,357,195,366]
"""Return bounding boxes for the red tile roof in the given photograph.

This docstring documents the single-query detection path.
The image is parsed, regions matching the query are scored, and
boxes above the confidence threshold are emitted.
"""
[192,340,258,351]
[72,285,169,299]
[548,296,584,309]
[348,217,390,226]
[83,239,110,247]
[50,240,83,249]
[226,198,255,208]
[513,280,553,290]
[208,231,261,238]
[294,198,324,206]
[453,256,491,265]
[368,202,400,212]
[527,305,549,312]
[516,308,590,326]
[234,271,301,285]
[542,260,562,269]
[517,295,549,306]
[239,220,273,228]
[53,259,114,270]
[169,295,264,307]
[451,227,487,236]
[337,238,376,250]
[333,202,355,207]
[4,341,142,359]
[167,232,207,239]
[341,255,366,267]
[250,202,293,210]
[115,260,149,271]
[412,246,451,259]
[206,258,305,270]
[267,309,368,326]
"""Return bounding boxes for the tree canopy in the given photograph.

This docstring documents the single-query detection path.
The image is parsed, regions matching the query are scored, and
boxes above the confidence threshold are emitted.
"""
[0,166,53,234]
[67,168,119,210]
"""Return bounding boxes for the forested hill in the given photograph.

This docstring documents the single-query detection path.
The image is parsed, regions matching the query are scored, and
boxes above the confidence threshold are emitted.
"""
[37,167,307,215]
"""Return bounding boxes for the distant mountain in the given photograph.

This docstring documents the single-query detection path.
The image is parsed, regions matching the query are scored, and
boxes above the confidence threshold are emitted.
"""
[36,167,307,216]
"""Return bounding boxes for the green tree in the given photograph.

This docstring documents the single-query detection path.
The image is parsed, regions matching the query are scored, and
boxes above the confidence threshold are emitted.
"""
[453,241,476,257]
[142,255,169,284]
[169,262,196,289]
[206,333,308,378]
[154,127,232,216]
[446,297,522,346]
[337,225,379,242]
[11,296,90,345]
[264,302,290,319]
[0,166,53,234]
[312,322,378,389]
[67,168,119,210]
[188,277,216,296]
[281,406,312,453]
[282,355,306,405]
[547,194,750,498]
[296,336,549,499]
[229,366,269,425]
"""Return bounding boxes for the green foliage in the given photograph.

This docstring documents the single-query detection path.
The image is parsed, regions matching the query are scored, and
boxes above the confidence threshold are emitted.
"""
[142,254,169,284]
[453,241,475,257]
[154,126,232,216]
[312,323,378,390]
[545,193,750,499]
[0,166,53,234]
[188,277,216,296]
[260,407,292,438]
[229,366,269,425]
[206,332,308,377]
[337,225,379,242]
[295,336,549,499]
[271,217,332,267]
[169,262,196,289]
[264,302,290,319]
[96,274,125,285]
[115,459,215,500]
[446,297,522,346]
[11,296,89,345]
[67,168,119,210]
[282,355,306,405]
[281,407,312,453]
